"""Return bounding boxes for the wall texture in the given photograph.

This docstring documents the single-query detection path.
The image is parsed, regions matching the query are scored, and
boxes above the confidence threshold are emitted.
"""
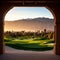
[0,0,60,55]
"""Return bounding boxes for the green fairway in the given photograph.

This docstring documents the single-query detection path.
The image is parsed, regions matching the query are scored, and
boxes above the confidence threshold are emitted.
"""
[4,37,54,51]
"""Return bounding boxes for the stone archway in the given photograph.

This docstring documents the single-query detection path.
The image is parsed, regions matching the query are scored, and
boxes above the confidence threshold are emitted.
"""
[0,1,60,55]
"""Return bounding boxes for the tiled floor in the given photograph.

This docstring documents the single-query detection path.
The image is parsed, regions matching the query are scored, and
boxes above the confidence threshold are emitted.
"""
[0,46,60,60]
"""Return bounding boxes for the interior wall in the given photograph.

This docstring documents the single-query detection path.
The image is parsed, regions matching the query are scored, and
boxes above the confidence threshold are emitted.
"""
[0,0,60,55]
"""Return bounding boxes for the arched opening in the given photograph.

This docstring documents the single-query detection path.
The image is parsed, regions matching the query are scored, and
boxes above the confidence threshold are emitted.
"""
[4,7,55,53]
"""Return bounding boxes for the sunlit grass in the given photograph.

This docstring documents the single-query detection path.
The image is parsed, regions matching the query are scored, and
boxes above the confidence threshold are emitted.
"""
[4,37,54,51]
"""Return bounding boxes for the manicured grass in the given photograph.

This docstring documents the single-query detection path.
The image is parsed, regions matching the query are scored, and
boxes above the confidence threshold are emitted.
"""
[4,37,54,51]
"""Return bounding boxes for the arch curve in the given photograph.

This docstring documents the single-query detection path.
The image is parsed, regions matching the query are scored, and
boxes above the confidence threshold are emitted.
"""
[4,6,13,19]
[0,1,60,55]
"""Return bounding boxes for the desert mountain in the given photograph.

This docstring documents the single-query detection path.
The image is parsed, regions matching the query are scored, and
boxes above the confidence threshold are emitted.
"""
[4,17,54,32]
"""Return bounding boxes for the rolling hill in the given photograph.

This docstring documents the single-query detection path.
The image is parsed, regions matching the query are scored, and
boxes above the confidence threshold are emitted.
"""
[4,17,54,32]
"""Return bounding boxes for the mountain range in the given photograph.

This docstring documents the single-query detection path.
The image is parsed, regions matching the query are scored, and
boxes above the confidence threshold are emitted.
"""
[4,17,54,32]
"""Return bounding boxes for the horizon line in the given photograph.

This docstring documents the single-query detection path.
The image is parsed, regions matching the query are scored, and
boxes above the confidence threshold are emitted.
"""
[5,17,54,21]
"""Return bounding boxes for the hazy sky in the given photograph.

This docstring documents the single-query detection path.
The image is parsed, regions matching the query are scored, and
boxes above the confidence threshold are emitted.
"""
[5,7,54,21]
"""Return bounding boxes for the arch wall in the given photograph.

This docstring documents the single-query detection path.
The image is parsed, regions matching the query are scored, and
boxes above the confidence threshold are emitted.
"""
[0,0,60,55]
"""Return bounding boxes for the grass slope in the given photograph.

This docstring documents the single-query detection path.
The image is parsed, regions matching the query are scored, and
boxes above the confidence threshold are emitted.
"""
[4,37,54,51]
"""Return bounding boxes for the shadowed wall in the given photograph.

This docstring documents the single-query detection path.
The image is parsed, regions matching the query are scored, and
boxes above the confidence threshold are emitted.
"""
[0,0,60,55]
